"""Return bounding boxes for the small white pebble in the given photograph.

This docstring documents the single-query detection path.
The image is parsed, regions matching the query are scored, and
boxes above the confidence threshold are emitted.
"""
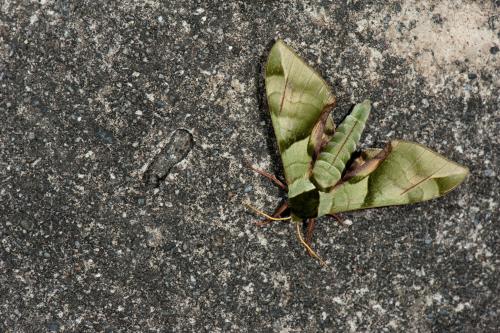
[343,219,353,226]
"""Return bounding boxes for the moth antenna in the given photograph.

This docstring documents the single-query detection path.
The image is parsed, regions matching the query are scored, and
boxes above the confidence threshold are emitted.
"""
[243,202,292,221]
[254,201,290,226]
[295,221,326,266]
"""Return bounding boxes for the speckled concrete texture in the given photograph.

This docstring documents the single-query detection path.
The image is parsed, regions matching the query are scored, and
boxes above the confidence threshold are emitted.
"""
[1,1,498,332]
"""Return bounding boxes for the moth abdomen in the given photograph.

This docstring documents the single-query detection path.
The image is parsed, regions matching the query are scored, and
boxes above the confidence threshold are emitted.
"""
[311,101,371,191]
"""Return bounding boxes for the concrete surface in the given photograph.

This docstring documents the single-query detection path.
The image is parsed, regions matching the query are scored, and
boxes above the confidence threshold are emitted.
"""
[1,1,498,332]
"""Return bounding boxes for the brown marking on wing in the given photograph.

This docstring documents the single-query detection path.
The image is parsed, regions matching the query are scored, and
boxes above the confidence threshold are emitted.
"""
[278,76,289,114]
[399,163,447,195]
[306,98,336,177]
[342,143,392,182]
[312,98,336,159]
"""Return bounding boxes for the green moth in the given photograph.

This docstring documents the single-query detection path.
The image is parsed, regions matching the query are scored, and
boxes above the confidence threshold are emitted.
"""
[249,40,468,265]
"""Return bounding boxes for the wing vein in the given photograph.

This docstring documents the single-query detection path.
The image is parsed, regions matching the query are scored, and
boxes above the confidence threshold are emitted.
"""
[278,76,289,114]
[399,163,447,195]
[331,118,359,165]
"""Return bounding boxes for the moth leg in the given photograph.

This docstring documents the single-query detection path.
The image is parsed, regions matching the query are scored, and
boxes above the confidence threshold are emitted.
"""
[328,214,347,227]
[305,218,316,246]
[245,162,287,190]
[254,201,289,226]
[295,221,326,266]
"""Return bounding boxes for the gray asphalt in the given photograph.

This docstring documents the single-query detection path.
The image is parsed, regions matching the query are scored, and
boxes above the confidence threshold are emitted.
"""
[1,1,498,332]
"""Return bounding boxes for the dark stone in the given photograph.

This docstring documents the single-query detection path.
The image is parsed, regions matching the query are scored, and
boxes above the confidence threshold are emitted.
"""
[432,13,444,25]
[47,321,60,332]
[20,218,34,231]
[95,128,114,144]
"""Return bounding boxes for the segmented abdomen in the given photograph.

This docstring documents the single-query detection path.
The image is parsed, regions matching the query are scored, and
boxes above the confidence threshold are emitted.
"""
[311,101,371,191]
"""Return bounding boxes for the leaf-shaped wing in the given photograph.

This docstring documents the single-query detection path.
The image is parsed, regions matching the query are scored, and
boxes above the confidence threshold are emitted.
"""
[312,100,371,191]
[265,40,336,185]
[317,140,469,215]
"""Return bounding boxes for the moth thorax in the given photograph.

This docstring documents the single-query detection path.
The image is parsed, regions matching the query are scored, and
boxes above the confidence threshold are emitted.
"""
[288,189,320,219]
[287,178,320,218]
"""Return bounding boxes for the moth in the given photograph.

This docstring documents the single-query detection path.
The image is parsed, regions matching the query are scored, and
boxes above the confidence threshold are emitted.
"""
[247,40,468,265]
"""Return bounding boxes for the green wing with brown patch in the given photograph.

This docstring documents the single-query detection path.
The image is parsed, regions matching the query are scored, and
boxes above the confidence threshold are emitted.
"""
[317,140,469,215]
[265,40,336,185]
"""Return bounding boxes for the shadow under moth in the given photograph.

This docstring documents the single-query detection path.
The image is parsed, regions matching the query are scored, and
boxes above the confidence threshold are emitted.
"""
[246,40,468,265]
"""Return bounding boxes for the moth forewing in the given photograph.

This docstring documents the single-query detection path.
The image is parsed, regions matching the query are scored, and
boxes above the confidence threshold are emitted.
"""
[265,40,336,185]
